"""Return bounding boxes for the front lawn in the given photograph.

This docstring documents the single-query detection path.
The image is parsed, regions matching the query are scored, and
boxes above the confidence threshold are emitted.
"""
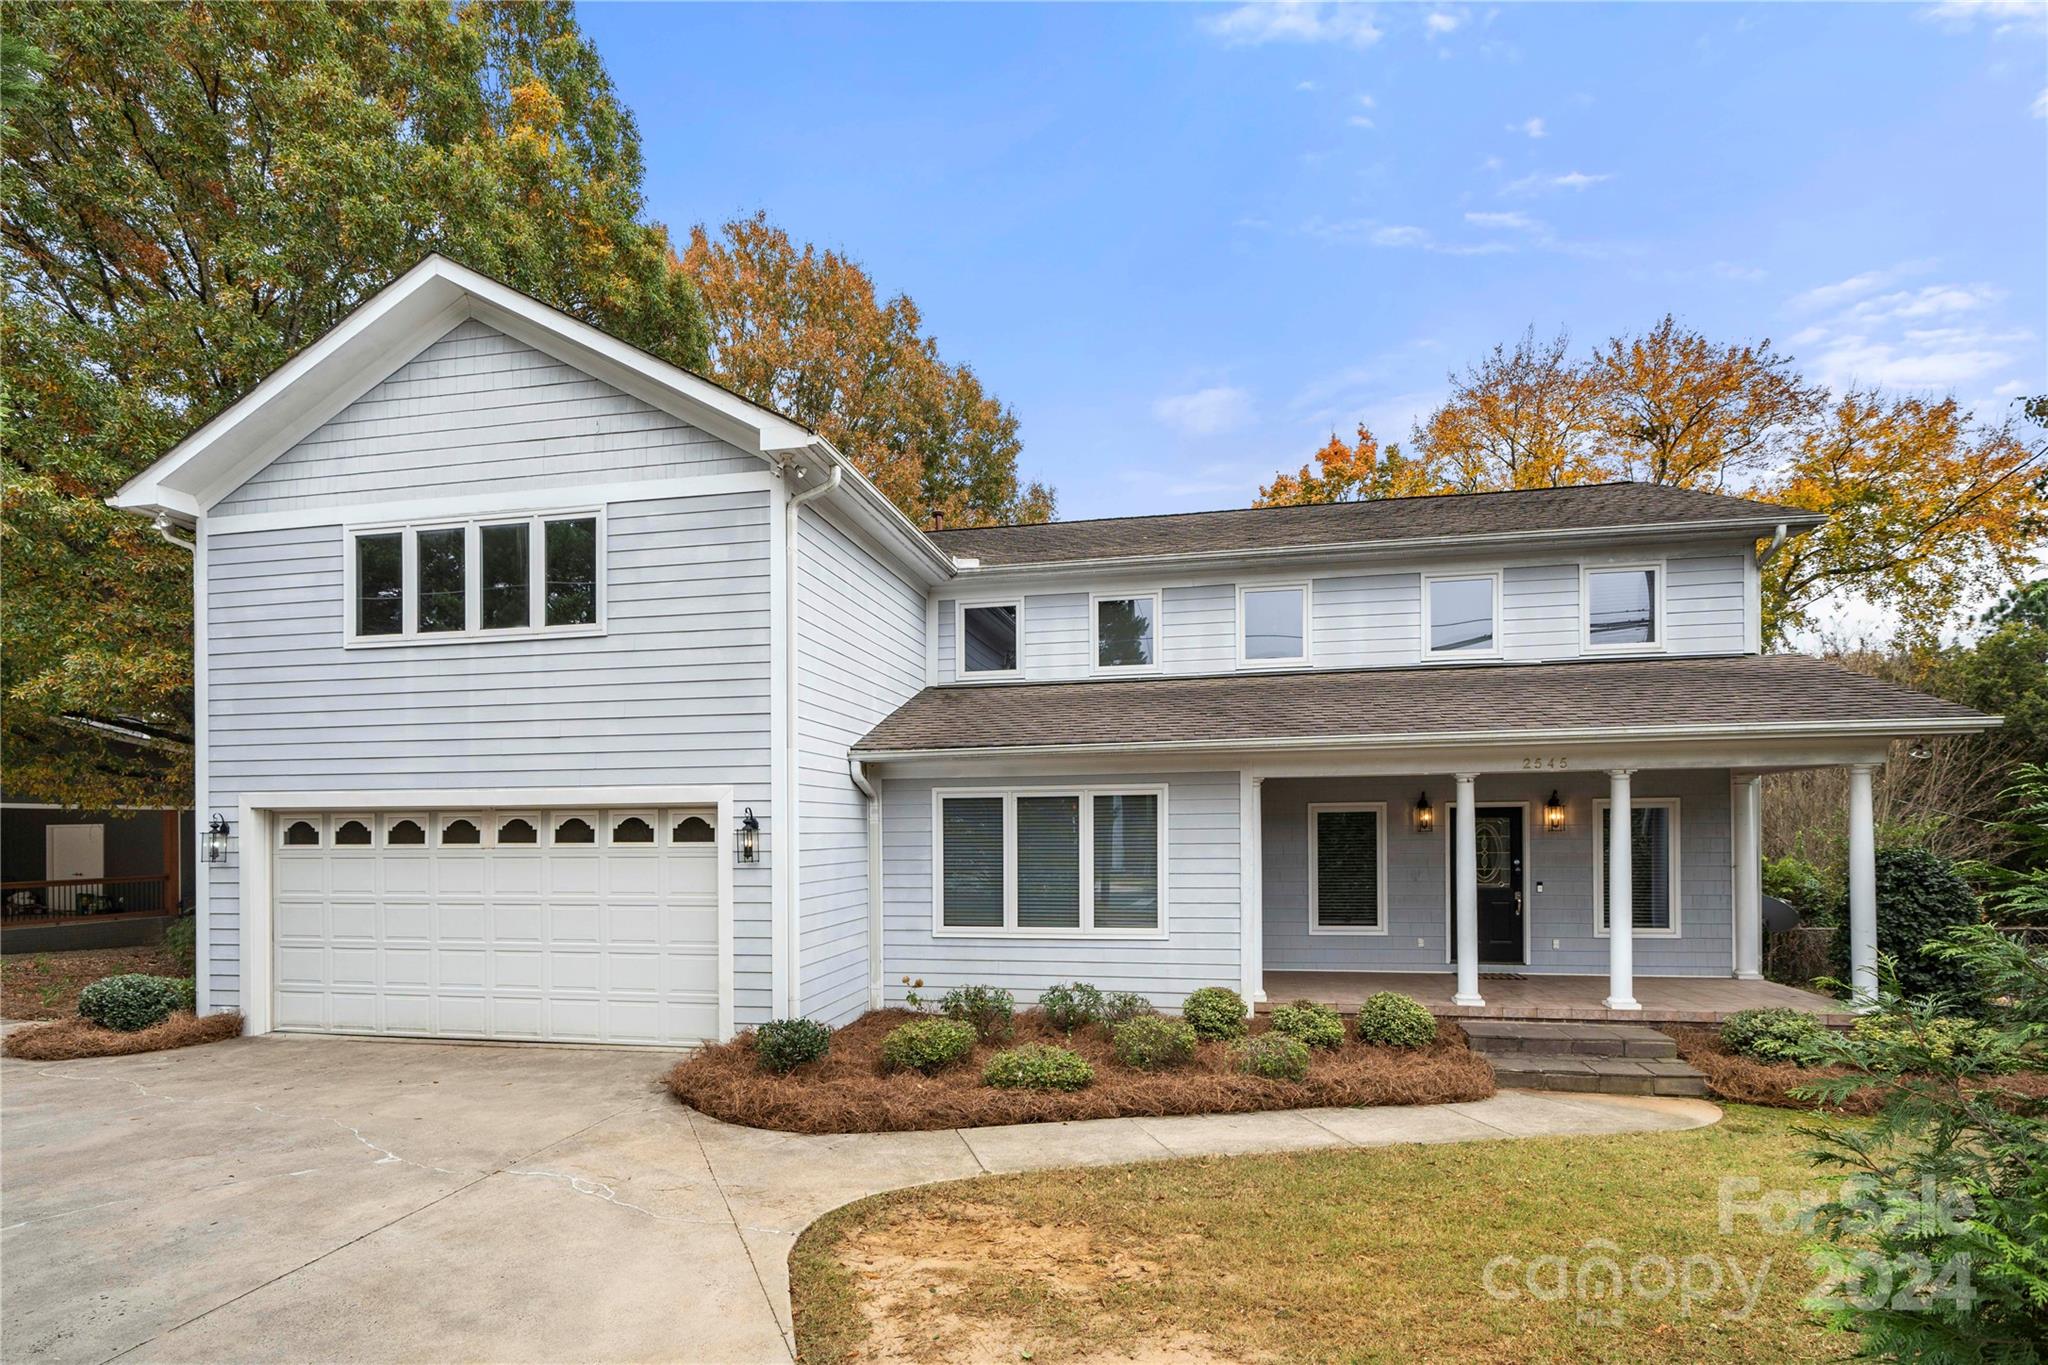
[792,1105,1861,1363]
[1,945,185,1020]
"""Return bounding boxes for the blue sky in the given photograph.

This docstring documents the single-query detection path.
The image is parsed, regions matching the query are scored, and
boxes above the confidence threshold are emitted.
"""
[581,0,2047,522]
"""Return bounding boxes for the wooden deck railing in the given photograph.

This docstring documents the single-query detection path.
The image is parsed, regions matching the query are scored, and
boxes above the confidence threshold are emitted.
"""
[1,875,175,922]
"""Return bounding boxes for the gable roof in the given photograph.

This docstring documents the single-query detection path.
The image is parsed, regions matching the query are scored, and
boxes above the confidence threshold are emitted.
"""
[928,482,1824,571]
[852,653,1992,758]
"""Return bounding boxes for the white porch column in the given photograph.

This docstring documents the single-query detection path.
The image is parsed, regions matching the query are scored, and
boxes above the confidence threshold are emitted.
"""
[1847,762,1879,1007]
[1452,774,1484,1007]
[1605,769,1640,1011]
[1732,774,1764,980]
[1243,774,1266,1004]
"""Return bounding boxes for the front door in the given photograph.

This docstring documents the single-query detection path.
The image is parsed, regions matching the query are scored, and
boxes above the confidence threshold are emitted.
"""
[1450,807,1525,965]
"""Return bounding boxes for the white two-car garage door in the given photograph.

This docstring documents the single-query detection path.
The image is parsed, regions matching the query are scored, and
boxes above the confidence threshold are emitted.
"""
[272,807,721,1046]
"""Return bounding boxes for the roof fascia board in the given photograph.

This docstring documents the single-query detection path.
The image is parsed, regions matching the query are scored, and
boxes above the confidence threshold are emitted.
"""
[853,713,1997,763]
[946,516,1820,579]
[795,437,957,584]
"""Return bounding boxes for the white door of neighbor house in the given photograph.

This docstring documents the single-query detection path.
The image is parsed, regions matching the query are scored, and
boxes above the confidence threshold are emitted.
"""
[46,824,105,881]
[271,807,721,1046]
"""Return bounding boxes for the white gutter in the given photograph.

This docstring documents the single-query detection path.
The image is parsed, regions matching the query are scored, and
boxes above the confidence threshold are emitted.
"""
[852,714,1999,764]
[782,454,842,1019]
[849,758,885,1010]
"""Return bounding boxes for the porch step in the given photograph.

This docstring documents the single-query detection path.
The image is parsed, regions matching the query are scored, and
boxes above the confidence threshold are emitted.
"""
[1461,1020,1706,1097]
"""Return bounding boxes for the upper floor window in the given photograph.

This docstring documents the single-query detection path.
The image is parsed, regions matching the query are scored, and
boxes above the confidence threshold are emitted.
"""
[348,510,601,644]
[959,602,1020,677]
[1239,585,1308,666]
[1584,565,1660,650]
[1093,593,1159,671]
[1424,573,1499,658]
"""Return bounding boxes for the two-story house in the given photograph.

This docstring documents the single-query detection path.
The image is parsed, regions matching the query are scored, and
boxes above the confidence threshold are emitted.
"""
[112,256,1997,1048]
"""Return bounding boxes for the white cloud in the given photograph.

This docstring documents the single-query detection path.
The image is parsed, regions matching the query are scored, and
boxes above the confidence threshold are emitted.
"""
[1153,386,1256,436]
[1479,154,1503,172]
[1508,116,1547,138]
[1426,10,1462,34]
[1712,261,1768,282]
[1786,261,1935,312]
[1295,79,1319,92]
[1348,115,1377,129]
[1919,0,2048,36]
[1993,379,2027,396]
[1503,169,1613,195]
[1783,267,2031,393]
[1843,283,2003,323]
[2034,87,2048,117]
[1357,93,1377,108]
[1465,210,1541,231]
[1301,217,1516,255]
[1202,2,1384,48]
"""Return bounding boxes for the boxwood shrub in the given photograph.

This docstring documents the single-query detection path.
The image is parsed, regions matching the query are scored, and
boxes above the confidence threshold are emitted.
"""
[754,1017,831,1074]
[1233,1033,1312,1082]
[1110,1015,1198,1071]
[1869,848,1986,1006]
[983,1043,1094,1091]
[881,1017,978,1074]
[1270,999,1345,1049]
[1036,981,1106,1031]
[939,984,1016,1041]
[1721,1007,1828,1063]
[1353,991,1437,1048]
[1181,986,1248,1041]
[77,974,189,1033]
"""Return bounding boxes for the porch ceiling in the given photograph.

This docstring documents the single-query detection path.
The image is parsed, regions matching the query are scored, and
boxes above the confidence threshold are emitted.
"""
[854,653,1992,760]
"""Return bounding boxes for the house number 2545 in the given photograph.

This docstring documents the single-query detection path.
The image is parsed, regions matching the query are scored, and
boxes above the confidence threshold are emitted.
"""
[1521,757,1570,770]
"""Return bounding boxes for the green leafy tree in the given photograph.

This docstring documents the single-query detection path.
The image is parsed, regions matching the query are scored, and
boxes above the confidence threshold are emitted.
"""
[2,0,708,809]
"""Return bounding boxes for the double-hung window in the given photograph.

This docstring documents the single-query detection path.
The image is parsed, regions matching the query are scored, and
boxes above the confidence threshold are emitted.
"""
[1423,572,1500,658]
[1593,798,1681,936]
[958,601,1021,678]
[347,509,602,643]
[1239,584,1308,666]
[935,787,1165,935]
[1583,564,1662,651]
[1093,593,1160,672]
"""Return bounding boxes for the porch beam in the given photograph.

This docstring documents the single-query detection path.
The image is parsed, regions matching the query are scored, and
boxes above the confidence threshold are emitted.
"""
[1605,768,1640,1010]
[1846,762,1879,1007]
[1452,773,1483,1007]
[1732,774,1763,980]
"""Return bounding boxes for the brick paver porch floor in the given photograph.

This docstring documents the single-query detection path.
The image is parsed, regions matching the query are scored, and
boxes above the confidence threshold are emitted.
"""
[1261,970,1855,1025]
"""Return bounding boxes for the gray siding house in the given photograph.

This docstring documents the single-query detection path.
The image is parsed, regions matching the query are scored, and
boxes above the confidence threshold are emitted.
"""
[114,257,1996,1047]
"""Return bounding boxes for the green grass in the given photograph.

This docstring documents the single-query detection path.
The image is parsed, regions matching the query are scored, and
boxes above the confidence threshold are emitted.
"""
[792,1105,1862,1363]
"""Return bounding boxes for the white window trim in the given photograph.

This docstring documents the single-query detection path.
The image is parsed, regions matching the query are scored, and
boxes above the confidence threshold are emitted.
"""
[1307,802,1388,935]
[1592,796,1682,937]
[436,813,489,849]
[955,598,1024,681]
[381,813,430,849]
[342,506,606,647]
[666,808,718,847]
[930,784,1169,939]
[493,812,543,850]
[1421,570,1503,661]
[1237,582,1311,669]
[1089,590,1164,675]
[547,811,600,849]
[329,814,376,850]
[606,810,660,849]
[1580,560,1667,656]
[278,815,324,849]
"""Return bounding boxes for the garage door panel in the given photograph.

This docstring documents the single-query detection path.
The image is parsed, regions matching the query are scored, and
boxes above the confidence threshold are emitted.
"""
[273,806,722,1045]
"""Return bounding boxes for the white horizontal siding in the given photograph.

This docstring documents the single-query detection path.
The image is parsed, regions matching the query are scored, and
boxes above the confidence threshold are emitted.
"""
[1666,553,1747,654]
[1161,583,1235,672]
[1313,572,1421,669]
[880,770,1241,1006]
[1502,562,1579,659]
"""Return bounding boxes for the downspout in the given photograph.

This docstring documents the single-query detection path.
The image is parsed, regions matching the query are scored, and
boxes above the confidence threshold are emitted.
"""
[154,513,196,553]
[1754,522,1788,566]
[849,757,884,1010]
[783,455,842,1019]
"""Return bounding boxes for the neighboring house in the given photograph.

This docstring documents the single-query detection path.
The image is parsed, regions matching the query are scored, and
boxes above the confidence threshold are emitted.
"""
[111,256,1998,1047]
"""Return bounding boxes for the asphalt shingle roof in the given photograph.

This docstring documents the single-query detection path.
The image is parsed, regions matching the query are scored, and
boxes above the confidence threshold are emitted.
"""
[852,654,1992,756]
[925,482,1822,568]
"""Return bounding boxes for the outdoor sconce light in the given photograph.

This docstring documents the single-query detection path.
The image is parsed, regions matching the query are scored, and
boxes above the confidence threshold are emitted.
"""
[1543,791,1566,833]
[736,807,760,866]
[205,812,231,863]
[1908,739,1932,760]
[1412,793,1435,834]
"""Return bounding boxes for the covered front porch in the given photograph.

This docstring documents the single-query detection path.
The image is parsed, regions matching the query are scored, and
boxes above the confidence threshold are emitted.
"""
[1261,969,1855,1025]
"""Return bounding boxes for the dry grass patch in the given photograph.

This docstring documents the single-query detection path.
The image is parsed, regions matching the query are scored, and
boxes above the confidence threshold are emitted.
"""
[792,1105,1862,1364]
[2,945,184,1019]
[3,1011,242,1060]
[668,1009,1492,1134]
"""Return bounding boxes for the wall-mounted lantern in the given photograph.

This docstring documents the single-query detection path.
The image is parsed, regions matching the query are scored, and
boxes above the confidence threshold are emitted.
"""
[205,812,231,863]
[1412,793,1435,834]
[1543,791,1566,833]
[736,807,761,866]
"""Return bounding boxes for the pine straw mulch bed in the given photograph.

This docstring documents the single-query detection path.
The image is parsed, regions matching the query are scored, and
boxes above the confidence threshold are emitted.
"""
[2,1011,243,1060]
[667,1008,1495,1134]
[1664,1025,2048,1117]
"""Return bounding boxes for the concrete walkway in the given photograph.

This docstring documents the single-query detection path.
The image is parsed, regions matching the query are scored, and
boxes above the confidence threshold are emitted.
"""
[1,1034,1719,1364]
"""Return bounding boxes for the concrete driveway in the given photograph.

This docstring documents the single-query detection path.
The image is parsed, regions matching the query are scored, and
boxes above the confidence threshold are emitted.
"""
[3,1033,1719,1364]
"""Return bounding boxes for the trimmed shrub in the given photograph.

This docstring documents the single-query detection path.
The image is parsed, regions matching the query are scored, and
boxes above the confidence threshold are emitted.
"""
[1099,990,1154,1025]
[76,974,187,1033]
[1720,1007,1828,1063]
[1037,981,1106,1031]
[1870,848,1986,1006]
[1110,1015,1198,1071]
[1353,992,1437,1048]
[940,984,1016,1042]
[881,1017,978,1074]
[754,1017,831,1074]
[1850,1013,2016,1074]
[1270,999,1344,1050]
[1181,986,1248,1041]
[984,1043,1094,1091]
[1233,1033,1311,1082]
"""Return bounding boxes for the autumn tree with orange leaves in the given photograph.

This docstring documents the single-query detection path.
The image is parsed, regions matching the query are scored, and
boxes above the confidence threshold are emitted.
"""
[1259,316,2044,645]
[685,213,1053,530]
